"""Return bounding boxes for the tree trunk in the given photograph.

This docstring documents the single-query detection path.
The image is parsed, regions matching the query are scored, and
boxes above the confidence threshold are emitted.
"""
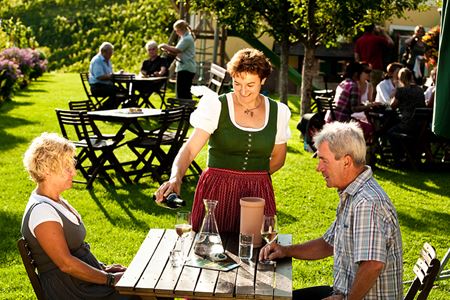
[278,39,289,104]
[300,45,315,116]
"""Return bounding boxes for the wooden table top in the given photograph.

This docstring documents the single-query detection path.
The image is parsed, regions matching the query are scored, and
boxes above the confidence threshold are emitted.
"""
[116,228,292,299]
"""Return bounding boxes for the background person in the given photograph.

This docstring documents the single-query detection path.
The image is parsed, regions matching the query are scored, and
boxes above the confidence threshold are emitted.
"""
[375,62,403,106]
[21,133,130,300]
[402,25,427,85]
[155,48,291,233]
[351,62,374,124]
[260,122,403,300]
[159,19,196,99]
[354,24,394,91]
[88,42,120,110]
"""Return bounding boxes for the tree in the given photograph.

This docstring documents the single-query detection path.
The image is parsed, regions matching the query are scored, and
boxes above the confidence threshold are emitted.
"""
[191,0,426,115]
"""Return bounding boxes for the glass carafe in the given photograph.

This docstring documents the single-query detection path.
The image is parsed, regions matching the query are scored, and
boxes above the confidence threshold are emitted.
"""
[193,199,224,258]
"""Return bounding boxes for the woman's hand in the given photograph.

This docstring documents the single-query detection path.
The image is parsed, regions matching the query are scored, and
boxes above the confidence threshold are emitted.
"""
[104,264,127,273]
[154,178,182,202]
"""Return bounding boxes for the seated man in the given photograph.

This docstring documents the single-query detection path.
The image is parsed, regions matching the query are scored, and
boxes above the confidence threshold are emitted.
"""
[260,121,403,300]
[88,42,120,110]
[133,40,168,107]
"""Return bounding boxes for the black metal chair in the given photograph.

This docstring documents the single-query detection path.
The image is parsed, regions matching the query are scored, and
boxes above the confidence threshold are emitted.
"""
[55,109,131,189]
[79,72,107,109]
[134,78,169,109]
[312,94,336,121]
[127,106,191,183]
[404,242,441,300]
[68,99,95,111]
[112,73,135,107]
[17,237,45,300]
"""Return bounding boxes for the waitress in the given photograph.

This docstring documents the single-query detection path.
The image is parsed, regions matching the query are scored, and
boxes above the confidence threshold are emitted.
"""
[155,48,291,233]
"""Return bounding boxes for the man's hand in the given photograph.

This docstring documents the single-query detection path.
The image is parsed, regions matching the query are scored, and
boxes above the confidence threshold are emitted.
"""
[104,264,127,273]
[259,242,287,262]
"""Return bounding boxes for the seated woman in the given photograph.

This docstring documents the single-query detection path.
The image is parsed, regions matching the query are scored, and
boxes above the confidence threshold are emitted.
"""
[21,132,130,300]
[351,62,374,124]
[134,40,168,107]
[387,67,426,163]
[375,62,402,105]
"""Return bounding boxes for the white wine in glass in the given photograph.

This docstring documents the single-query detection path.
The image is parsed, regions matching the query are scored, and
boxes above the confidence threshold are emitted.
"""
[260,215,278,265]
[175,211,192,260]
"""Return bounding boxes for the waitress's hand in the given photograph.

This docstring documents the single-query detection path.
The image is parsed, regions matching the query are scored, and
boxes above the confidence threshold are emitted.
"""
[154,177,181,202]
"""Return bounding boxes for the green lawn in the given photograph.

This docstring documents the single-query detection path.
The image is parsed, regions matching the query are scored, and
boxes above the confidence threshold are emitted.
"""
[0,73,449,299]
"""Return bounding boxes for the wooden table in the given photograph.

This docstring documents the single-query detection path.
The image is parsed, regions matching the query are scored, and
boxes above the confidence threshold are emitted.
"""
[116,229,292,299]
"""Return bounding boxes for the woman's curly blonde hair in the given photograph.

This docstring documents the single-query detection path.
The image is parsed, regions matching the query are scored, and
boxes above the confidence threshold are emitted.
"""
[226,48,272,80]
[23,132,76,183]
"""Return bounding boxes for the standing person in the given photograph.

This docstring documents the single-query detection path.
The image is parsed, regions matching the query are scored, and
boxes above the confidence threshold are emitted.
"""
[88,42,120,110]
[159,19,196,99]
[354,24,394,90]
[260,122,403,300]
[387,67,426,163]
[155,48,291,233]
[21,133,131,300]
[402,25,427,85]
[326,62,377,143]
[375,62,403,105]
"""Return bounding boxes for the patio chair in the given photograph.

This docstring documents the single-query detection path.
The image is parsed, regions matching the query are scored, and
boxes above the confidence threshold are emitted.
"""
[135,77,168,109]
[112,73,135,107]
[79,72,107,109]
[68,99,95,111]
[207,63,228,94]
[437,247,450,281]
[312,94,336,121]
[55,109,131,189]
[128,106,190,183]
[404,242,441,300]
[17,237,45,300]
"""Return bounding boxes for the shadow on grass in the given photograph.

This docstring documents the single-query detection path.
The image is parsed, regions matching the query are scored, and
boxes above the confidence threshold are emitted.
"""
[0,210,22,264]
[397,209,450,235]
[374,167,450,199]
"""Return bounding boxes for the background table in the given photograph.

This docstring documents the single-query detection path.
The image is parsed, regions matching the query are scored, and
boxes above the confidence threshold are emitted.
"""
[116,228,292,299]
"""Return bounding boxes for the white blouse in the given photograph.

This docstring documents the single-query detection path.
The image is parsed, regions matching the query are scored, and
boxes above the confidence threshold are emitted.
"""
[23,192,81,238]
[375,79,395,105]
[190,93,291,144]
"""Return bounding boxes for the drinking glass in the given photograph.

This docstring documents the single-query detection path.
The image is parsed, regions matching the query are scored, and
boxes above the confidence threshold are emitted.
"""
[238,233,254,261]
[175,211,192,260]
[260,215,278,265]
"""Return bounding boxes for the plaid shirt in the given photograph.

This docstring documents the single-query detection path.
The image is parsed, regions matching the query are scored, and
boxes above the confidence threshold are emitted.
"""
[326,78,360,122]
[323,167,403,299]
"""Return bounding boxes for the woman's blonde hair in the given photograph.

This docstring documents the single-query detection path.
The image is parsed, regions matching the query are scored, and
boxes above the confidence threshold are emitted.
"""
[173,20,195,39]
[23,132,76,183]
[226,48,272,80]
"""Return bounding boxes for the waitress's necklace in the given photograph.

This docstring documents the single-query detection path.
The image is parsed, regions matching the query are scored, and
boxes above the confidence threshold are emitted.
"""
[234,95,263,117]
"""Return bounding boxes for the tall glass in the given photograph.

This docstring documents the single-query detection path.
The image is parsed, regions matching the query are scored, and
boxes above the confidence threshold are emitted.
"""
[260,215,278,265]
[175,211,192,260]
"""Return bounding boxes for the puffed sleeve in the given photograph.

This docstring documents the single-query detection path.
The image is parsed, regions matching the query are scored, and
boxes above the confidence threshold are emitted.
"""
[28,203,63,238]
[275,102,291,144]
[189,93,222,134]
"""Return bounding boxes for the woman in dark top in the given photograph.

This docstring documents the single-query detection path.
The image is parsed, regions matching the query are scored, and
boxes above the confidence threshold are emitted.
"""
[21,133,131,300]
[388,67,425,163]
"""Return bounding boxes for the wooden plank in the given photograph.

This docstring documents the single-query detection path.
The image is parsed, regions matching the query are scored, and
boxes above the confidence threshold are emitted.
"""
[255,254,275,300]
[273,234,292,300]
[134,229,178,294]
[174,232,202,297]
[155,230,196,296]
[115,228,165,293]
[215,235,239,298]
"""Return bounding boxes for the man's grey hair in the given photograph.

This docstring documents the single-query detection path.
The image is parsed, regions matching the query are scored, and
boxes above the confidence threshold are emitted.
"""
[313,121,366,166]
[99,42,114,53]
[145,40,158,50]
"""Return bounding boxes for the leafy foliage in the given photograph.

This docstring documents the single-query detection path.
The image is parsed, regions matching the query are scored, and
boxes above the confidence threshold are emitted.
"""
[0,0,178,72]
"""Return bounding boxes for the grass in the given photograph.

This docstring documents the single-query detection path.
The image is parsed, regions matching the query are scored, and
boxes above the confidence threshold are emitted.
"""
[0,72,449,299]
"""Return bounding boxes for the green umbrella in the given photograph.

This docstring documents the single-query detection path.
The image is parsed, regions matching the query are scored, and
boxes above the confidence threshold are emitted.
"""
[433,0,450,139]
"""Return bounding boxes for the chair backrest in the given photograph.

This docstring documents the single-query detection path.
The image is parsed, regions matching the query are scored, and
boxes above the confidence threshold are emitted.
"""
[166,97,197,114]
[404,242,441,300]
[207,63,227,94]
[158,106,190,163]
[313,95,336,120]
[68,99,95,111]
[55,109,101,148]
[80,72,105,109]
[17,237,45,300]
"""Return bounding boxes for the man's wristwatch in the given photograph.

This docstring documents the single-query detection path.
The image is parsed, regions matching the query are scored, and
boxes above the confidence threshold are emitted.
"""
[106,272,115,287]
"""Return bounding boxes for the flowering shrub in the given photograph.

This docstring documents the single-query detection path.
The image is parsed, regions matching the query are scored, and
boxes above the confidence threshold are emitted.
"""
[0,58,22,103]
[422,25,440,69]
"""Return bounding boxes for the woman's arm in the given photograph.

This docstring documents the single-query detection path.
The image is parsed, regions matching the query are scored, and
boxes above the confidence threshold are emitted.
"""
[390,96,399,109]
[269,143,287,174]
[155,128,210,201]
[34,222,121,285]
[159,44,181,55]
[367,82,374,102]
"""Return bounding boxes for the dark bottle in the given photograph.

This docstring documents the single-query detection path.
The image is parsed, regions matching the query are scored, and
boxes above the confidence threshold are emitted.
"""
[153,193,186,209]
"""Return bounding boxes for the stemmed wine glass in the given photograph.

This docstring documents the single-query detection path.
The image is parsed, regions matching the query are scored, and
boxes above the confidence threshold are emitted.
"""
[175,211,192,260]
[260,215,278,265]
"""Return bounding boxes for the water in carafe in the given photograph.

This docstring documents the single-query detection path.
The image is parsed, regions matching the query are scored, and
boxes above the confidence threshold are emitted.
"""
[194,199,224,258]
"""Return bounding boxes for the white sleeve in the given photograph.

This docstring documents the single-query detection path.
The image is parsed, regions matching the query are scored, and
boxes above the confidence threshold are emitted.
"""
[189,94,222,134]
[275,102,291,144]
[28,203,63,238]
